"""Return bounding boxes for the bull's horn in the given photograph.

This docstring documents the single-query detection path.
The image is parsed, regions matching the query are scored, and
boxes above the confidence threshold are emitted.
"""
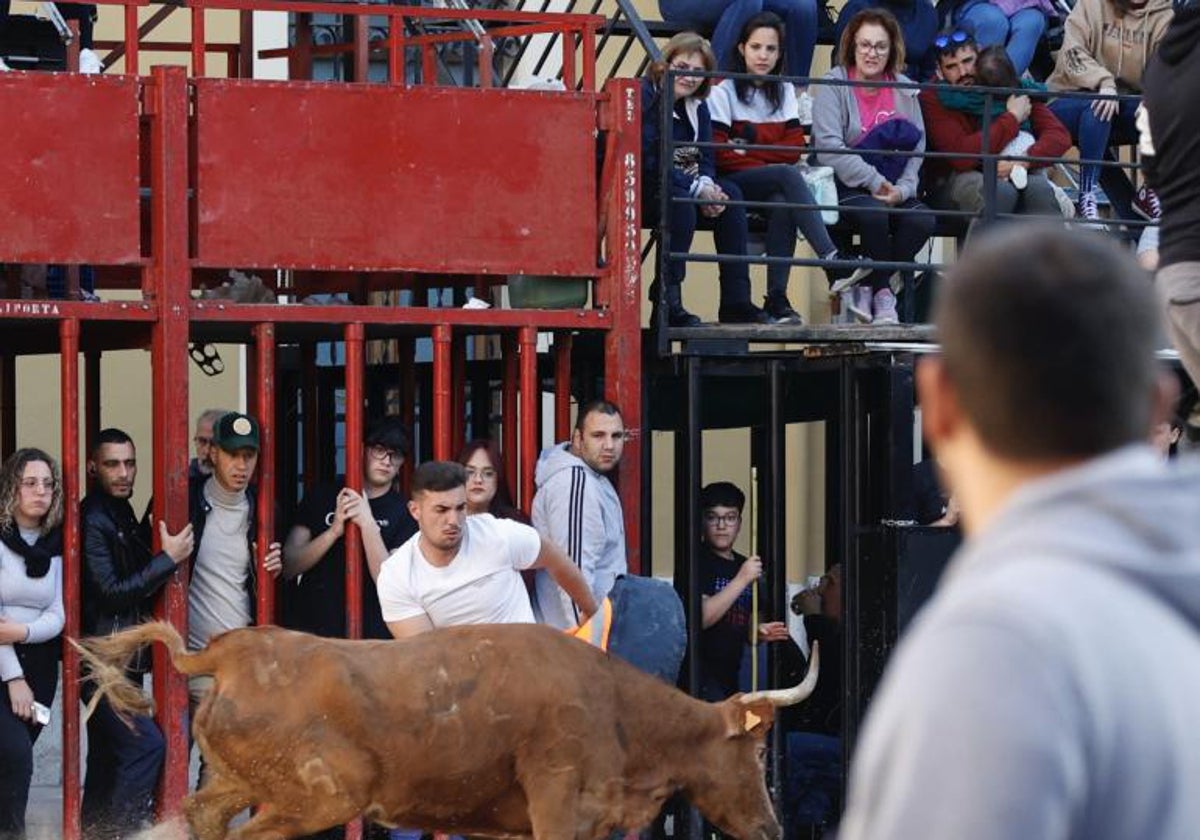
[738,641,819,707]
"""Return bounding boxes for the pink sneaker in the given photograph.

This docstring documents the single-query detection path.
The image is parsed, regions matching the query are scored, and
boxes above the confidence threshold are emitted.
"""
[872,288,899,325]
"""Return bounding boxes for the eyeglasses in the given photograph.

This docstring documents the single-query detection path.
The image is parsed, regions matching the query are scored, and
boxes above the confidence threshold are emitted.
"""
[855,40,890,56]
[193,436,213,447]
[704,512,741,527]
[19,478,56,492]
[669,61,705,74]
[465,467,497,481]
[934,29,972,52]
[367,445,402,464]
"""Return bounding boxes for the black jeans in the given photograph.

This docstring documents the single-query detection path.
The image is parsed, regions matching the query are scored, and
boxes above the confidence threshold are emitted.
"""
[80,678,165,840]
[0,640,59,840]
[836,184,936,291]
[724,164,838,299]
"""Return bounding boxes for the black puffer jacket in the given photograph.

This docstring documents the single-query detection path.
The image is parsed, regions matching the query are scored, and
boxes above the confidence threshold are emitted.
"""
[80,492,177,648]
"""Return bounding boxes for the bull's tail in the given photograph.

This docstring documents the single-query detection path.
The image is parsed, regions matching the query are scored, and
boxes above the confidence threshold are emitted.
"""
[72,621,214,720]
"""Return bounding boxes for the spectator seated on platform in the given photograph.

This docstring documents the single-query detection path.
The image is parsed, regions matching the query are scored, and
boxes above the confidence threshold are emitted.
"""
[813,9,936,325]
[657,0,820,81]
[0,1,102,73]
[709,12,871,325]
[920,41,1069,224]
[937,0,1053,78]
[836,0,941,81]
[1046,0,1172,224]
[640,32,771,326]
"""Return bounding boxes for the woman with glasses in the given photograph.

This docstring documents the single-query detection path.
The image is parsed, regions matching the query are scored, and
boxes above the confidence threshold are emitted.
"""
[641,31,769,325]
[835,0,941,81]
[943,0,1052,77]
[1046,0,1172,223]
[708,12,871,324]
[458,440,529,524]
[812,8,936,324]
[0,448,65,840]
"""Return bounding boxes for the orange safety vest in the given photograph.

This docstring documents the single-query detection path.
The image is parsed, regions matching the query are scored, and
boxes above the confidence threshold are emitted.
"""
[568,597,613,651]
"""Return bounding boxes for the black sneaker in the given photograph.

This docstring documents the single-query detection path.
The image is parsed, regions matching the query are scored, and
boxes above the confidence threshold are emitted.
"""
[825,253,872,295]
[764,294,803,325]
[718,302,772,324]
[652,303,703,328]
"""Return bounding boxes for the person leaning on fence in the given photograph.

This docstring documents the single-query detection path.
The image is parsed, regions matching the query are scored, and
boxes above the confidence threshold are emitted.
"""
[921,40,1070,223]
[640,32,772,326]
[812,8,937,325]
[708,12,871,325]
[1046,0,1172,224]
[0,449,64,840]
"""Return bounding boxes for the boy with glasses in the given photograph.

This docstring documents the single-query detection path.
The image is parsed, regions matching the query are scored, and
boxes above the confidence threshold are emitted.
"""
[282,417,416,639]
[696,481,792,700]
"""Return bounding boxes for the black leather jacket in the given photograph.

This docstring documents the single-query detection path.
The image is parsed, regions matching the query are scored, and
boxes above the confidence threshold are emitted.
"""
[80,492,178,655]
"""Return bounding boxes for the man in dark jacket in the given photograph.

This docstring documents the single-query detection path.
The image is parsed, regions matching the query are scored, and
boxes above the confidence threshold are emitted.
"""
[1143,2,1200,391]
[80,428,193,839]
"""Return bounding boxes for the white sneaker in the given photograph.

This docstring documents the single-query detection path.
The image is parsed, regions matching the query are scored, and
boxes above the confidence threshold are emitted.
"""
[79,48,102,75]
[0,56,11,72]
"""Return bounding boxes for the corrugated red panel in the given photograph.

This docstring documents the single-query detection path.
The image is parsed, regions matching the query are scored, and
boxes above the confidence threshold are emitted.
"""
[193,80,599,275]
[0,74,141,264]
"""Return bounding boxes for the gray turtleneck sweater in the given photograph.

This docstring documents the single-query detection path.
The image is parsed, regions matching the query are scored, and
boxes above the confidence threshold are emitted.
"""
[0,527,64,681]
[187,478,252,651]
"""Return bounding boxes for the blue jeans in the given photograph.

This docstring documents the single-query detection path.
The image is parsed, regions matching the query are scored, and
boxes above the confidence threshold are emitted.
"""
[785,732,842,827]
[1049,95,1139,194]
[81,680,166,839]
[645,178,753,306]
[658,0,819,78]
[725,165,837,299]
[956,3,1046,77]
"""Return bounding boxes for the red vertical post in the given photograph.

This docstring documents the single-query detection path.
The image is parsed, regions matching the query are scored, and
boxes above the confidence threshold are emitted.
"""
[432,324,452,460]
[554,333,572,442]
[600,79,643,574]
[191,6,206,76]
[352,14,369,83]
[518,326,538,511]
[59,319,82,840]
[1,354,15,460]
[478,37,494,88]
[344,322,365,640]
[253,323,276,624]
[501,333,518,490]
[124,3,139,75]
[388,13,405,85]
[399,336,416,493]
[560,26,576,91]
[422,44,436,86]
[290,13,313,80]
[148,66,193,819]
[85,351,101,444]
[238,10,254,78]
[580,23,596,91]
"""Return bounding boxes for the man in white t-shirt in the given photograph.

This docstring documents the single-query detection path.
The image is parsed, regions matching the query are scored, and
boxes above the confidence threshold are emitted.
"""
[377,461,598,638]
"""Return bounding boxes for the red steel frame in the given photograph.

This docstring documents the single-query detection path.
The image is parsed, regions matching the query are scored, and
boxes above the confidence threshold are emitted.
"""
[0,10,642,831]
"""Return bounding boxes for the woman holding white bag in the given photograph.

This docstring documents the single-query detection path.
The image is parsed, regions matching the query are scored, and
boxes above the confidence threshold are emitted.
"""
[709,12,870,325]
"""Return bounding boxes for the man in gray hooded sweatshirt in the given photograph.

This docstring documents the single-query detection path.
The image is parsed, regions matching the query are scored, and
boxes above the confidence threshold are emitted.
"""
[839,225,1200,839]
[531,399,627,629]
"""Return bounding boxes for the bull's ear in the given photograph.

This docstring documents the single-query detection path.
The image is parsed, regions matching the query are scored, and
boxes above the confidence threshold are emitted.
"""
[720,698,776,738]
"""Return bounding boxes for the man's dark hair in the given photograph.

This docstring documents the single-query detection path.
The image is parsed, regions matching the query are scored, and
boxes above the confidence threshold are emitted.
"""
[90,427,134,459]
[935,225,1161,460]
[364,416,409,457]
[412,461,467,496]
[699,481,746,512]
[575,399,622,432]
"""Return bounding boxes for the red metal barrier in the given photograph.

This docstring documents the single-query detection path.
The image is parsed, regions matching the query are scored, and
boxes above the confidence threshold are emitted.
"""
[59,319,82,840]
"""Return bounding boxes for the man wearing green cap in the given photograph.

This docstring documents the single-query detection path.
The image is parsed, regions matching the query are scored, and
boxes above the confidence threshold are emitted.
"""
[186,412,281,696]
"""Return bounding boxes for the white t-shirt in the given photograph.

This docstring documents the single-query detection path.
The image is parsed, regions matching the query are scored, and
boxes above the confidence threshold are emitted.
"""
[377,513,541,628]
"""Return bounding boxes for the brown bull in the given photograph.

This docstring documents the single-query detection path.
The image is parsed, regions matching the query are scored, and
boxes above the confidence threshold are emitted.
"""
[76,621,817,840]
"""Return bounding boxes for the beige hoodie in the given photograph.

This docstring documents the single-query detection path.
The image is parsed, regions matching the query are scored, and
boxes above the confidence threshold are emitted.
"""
[1048,0,1174,93]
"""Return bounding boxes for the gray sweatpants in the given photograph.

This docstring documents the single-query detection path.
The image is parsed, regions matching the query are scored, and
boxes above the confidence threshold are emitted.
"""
[1156,262,1200,388]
